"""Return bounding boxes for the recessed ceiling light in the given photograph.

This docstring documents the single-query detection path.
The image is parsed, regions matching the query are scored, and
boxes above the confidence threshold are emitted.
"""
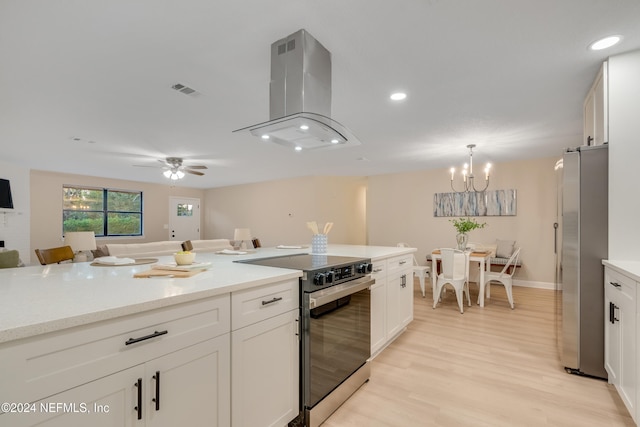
[300,124,309,130]
[390,92,407,101]
[331,139,339,144]
[261,134,270,140]
[589,35,622,51]
[294,146,302,152]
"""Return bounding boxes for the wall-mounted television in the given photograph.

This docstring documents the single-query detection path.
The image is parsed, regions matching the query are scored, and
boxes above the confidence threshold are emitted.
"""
[0,179,14,209]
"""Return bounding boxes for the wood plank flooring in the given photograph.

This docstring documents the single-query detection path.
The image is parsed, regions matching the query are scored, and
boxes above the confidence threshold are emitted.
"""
[323,280,635,426]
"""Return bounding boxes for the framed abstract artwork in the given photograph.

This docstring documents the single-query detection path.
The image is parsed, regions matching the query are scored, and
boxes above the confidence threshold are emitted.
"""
[433,189,517,217]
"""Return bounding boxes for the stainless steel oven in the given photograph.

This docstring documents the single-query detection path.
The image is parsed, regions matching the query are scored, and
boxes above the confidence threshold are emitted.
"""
[303,274,373,427]
[237,254,373,427]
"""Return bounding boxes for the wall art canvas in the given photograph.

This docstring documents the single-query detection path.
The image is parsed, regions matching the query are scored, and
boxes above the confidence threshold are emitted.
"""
[433,189,517,217]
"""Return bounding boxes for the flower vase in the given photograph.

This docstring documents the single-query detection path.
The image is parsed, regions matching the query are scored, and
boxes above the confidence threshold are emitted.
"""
[456,233,468,251]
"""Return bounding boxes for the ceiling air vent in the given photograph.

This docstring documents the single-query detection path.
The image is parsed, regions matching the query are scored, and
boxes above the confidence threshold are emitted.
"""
[171,83,199,96]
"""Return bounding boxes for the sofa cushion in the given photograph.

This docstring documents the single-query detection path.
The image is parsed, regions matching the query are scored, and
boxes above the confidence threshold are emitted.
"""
[189,239,233,252]
[106,241,182,258]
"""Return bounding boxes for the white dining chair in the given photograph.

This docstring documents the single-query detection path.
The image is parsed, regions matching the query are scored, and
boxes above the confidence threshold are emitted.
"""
[396,243,431,298]
[433,248,470,313]
[481,247,521,309]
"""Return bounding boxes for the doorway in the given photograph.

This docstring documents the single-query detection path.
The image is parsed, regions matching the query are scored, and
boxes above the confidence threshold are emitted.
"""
[169,197,201,242]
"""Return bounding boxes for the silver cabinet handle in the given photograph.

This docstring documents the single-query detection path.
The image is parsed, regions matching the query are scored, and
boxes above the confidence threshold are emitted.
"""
[262,297,283,305]
[399,260,407,265]
[609,281,622,288]
[373,268,383,273]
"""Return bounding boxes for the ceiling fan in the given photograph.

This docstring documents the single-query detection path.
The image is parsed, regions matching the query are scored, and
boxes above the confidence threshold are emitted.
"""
[134,157,208,180]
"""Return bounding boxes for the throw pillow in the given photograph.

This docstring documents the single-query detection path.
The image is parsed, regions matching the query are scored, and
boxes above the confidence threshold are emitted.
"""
[496,239,515,258]
[91,244,109,258]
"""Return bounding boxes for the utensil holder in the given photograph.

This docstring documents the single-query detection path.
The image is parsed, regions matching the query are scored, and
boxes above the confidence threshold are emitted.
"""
[311,234,328,254]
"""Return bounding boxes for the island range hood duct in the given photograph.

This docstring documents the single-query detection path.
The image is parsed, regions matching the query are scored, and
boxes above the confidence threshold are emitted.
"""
[233,29,361,150]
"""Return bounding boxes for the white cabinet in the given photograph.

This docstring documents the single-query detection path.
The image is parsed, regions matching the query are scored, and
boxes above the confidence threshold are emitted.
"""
[584,61,608,146]
[145,336,230,427]
[1,295,231,427]
[604,266,636,422]
[370,254,414,357]
[370,260,387,355]
[11,336,230,427]
[231,279,299,427]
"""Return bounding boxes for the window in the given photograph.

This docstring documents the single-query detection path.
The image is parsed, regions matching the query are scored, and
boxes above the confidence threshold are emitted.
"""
[63,186,143,237]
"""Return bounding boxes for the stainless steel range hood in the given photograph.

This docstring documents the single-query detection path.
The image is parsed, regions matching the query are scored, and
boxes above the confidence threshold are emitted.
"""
[234,29,361,150]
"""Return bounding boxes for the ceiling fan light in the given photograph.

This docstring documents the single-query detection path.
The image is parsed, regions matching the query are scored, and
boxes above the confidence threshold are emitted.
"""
[176,170,185,179]
[163,170,172,178]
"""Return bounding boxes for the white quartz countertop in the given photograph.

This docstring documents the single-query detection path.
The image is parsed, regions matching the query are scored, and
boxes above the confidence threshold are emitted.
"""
[602,260,640,283]
[0,244,414,344]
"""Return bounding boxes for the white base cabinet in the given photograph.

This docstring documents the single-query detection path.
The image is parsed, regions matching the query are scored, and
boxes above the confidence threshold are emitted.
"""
[371,254,414,357]
[604,265,637,423]
[231,279,300,427]
[15,336,231,427]
[1,295,231,427]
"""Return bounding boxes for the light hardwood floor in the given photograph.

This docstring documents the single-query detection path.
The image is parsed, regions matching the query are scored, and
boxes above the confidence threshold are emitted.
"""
[323,280,635,426]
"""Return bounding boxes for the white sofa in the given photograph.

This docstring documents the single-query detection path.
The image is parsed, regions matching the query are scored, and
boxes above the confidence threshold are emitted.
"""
[104,239,233,258]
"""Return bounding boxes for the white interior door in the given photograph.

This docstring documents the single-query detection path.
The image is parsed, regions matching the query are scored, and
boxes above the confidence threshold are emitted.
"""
[169,197,200,242]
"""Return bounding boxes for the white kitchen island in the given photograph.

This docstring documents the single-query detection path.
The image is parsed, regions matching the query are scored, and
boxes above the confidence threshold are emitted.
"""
[0,244,415,427]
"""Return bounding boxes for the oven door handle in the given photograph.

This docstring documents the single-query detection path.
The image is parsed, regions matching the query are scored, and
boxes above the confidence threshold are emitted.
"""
[309,276,375,308]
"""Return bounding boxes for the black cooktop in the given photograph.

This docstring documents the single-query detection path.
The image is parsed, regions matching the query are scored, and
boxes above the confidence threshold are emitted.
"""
[236,253,366,271]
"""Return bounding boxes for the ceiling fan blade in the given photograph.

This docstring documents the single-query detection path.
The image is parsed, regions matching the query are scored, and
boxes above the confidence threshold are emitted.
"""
[185,169,205,176]
[185,165,207,169]
[133,164,164,169]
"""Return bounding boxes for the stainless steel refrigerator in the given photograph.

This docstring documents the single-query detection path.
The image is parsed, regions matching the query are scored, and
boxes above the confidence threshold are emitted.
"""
[558,144,608,379]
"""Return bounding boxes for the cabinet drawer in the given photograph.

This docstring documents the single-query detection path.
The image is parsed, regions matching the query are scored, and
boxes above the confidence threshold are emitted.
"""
[1,294,230,405]
[232,279,299,330]
[606,268,637,301]
[386,254,413,274]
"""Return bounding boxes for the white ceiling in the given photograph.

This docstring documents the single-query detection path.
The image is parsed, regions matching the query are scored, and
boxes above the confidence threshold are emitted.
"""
[2,0,639,189]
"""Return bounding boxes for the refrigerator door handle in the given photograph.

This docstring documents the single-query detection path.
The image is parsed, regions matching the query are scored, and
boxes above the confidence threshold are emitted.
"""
[553,222,559,253]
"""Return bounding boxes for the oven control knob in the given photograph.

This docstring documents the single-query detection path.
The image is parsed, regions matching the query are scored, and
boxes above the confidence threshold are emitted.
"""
[357,263,373,274]
[313,273,326,286]
[325,271,334,283]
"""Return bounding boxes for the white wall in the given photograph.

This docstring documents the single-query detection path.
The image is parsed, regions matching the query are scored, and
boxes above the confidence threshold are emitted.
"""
[203,176,368,247]
[608,49,640,260]
[0,161,30,263]
[367,156,559,285]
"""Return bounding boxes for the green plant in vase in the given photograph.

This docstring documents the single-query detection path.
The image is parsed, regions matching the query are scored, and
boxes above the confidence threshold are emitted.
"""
[450,217,486,250]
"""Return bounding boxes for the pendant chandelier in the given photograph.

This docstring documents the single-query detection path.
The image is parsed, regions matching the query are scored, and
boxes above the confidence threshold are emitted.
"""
[449,144,491,193]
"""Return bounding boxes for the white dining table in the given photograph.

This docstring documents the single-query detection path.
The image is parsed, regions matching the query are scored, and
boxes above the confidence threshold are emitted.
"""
[430,250,492,307]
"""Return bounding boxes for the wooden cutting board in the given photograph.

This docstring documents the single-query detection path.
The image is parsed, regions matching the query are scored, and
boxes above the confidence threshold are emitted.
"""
[133,268,206,278]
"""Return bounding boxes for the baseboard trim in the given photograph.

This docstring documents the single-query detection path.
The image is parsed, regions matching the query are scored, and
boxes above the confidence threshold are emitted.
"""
[513,279,556,290]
